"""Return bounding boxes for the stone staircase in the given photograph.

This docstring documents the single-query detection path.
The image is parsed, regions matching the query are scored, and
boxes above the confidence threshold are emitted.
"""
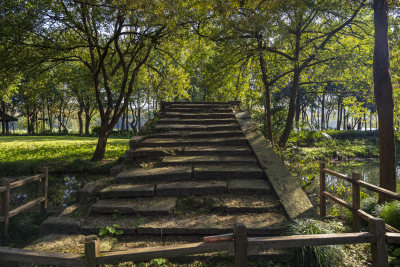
[39,102,318,262]
[83,102,288,236]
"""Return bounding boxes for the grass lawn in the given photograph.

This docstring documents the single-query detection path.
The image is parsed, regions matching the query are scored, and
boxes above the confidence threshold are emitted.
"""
[0,135,129,176]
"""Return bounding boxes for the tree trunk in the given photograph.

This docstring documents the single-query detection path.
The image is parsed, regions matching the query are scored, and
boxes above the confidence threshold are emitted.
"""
[373,0,397,202]
[1,101,5,135]
[321,93,325,130]
[337,98,342,130]
[120,111,125,133]
[78,104,84,136]
[279,69,301,147]
[92,125,110,161]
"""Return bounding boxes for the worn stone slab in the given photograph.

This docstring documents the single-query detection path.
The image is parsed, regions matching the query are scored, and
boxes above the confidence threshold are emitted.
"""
[131,147,184,158]
[129,136,145,149]
[41,216,83,234]
[154,124,207,132]
[136,213,287,235]
[150,130,244,139]
[165,108,232,113]
[228,179,272,195]
[140,137,247,148]
[156,181,227,196]
[158,118,237,125]
[79,177,115,203]
[58,204,81,217]
[117,166,192,184]
[165,112,235,119]
[210,195,280,213]
[193,165,264,179]
[91,197,177,215]
[168,103,230,108]
[236,113,318,219]
[110,164,123,175]
[100,184,155,198]
[162,155,258,166]
[81,215,138,235]
[184,146,253,156]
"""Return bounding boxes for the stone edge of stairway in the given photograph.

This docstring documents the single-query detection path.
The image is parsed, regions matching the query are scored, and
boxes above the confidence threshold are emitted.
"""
[234,110,319,220]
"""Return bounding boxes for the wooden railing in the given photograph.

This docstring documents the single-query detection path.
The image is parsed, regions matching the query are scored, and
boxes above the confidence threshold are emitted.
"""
[320,162,400,233]
[0,221,399,267]
[0,167,48,236]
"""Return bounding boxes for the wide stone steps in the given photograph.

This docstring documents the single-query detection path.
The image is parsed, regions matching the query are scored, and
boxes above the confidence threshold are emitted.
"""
[157,118,237,125]
[165,108,232,113]
[154,124,241,132]
[165,112,235,119]
[117,165,264,184]
[139,137,247,147]
[100,179,272,199]
[161,155,258,166]
[125,145,253,159]
[167,103,231,108]
[81,212,287,236]
[149,130,244,139]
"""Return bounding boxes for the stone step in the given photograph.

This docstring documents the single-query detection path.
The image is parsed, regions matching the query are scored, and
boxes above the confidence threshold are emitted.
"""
[174,195,280,213]
[82,212,288,236]
[167,103,230,108]
[129,146,252,159]
[150,130,244,139]
[140,137,247,148]
[157,118,237,125]
[193,165,264,179]
[184,146,253,156]
[117,166,192,184]
[91,197,177,215]
[165,108,232,113]
[126,147,184,159]
[228,179,272,195]
[165,112,235,119]
[155,181,228,196]
[154,124,240,132]
[161,155,258,166]
[100,184,155,199]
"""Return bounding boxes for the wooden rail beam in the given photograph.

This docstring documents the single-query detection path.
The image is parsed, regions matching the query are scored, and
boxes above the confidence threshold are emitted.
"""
[352,172,361,232]
[320,162,326,217]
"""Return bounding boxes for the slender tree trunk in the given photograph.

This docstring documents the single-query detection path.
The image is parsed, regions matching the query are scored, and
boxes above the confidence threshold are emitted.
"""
[92,125,110,161]
[373,0,396,201]
[279,68,301,147]
[78,104,84,136]
[337,98,342,130]
[121,110,125,133]
[321,93,325,130]
[1,101,5,135]
[85,113,91,135]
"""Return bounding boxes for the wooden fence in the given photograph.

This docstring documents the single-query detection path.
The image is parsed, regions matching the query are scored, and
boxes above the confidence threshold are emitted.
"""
[0,167,48,235]
[320,162,400,233]
[0,220,399,266]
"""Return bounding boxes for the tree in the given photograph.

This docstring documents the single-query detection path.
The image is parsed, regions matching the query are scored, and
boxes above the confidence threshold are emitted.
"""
[373,0,396,201]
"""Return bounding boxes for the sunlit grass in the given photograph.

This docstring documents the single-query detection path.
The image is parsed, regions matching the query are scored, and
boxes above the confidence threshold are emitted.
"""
[0,136,129,176]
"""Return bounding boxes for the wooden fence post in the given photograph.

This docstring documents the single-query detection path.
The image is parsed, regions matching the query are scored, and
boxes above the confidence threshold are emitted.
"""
[41,167,48,214]
[234,223,248,267]
[85,236,100,267]
[369,218,389,267]
[352,172,361,232]
[320,162,326,217]
[1,178,10,237]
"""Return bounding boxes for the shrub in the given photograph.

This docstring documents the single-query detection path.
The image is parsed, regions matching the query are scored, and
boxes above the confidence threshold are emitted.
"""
[284,219,345,267]
[375,201,400,230]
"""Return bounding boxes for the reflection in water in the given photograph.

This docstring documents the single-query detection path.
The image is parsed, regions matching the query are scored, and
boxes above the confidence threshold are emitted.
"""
[9,175,108,208]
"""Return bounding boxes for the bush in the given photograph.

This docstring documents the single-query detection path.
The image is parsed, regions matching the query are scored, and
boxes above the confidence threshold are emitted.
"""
[284,219,345,267]
[376,201,400,230]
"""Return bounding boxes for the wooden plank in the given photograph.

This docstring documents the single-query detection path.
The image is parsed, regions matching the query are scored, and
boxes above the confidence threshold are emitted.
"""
[248,232,375,250]
[84,236,99,267]
[321,168,354,183]
[41,167,48,213]
[0,246,84,266]
[357,210,400,233]
[234,223,248,267]
[352,173,361,232]
[8,197,45,218]
[386,233,400,244]
[320,163,326,217]
[369,218,389,266]
[323,191,354,211]
[9,175,43,189]
[356,180,400,201]
[97,241,233,264]
[1,179,10,236]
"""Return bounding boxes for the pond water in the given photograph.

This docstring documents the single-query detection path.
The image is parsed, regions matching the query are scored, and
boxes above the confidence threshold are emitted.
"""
[324,161,400,193]
[9,174,108,209]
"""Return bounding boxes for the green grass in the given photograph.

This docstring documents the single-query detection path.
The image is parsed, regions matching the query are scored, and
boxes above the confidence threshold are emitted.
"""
[0,135,129,176]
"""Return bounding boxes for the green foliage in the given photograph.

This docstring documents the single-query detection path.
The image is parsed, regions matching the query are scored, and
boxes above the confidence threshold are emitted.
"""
[375,201,400,230]
[149,258,168,267]
[0,136,128,176]
[0,212,44,245]
[284,219,345,267]
[99,224,124,237]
